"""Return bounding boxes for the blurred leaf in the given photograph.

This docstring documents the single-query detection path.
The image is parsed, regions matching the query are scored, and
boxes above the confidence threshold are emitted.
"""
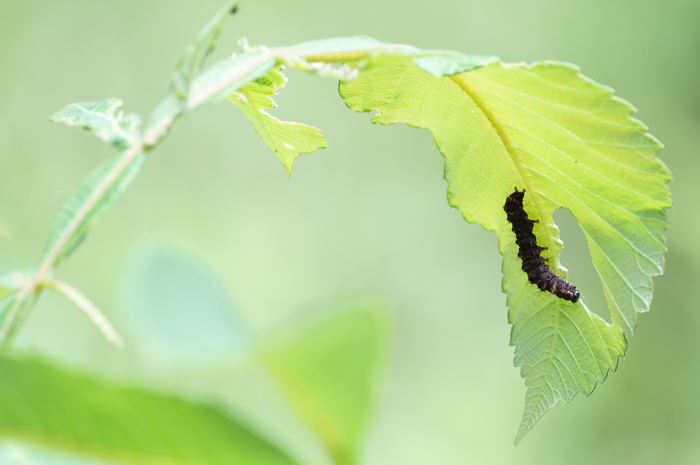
[49,99,141,149]
[171,0,239,98]
[262,304,388,465]
[340,60,669,443]
[144,1,238,147]
[186,52,276,111]
[0,440,118,465]
[125,246,249,368]
[143,95,185,147]
[0,356,299,465]
[229,66,328,175]
[43,150,145,265]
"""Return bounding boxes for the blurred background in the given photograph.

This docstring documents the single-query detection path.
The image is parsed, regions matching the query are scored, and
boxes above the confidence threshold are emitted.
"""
[0,0,698,464]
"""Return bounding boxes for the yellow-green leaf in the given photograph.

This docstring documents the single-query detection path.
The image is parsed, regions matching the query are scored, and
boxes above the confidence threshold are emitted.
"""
[340,59,670,444]
[229,66,328,175]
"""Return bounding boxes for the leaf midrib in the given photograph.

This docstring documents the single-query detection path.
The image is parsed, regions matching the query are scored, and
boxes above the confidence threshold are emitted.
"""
[449,70,568,446]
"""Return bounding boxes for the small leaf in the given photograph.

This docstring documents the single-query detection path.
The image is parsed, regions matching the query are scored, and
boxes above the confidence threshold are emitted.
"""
[43,149,146,266]
[262,303,388,465]
[171,0,240,98]
[49,99,141,149]
[229,66,328,174]
[0,356,299,465]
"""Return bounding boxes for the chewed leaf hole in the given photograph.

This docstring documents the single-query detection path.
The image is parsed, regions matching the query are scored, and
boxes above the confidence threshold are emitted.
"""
[554,208,609,323]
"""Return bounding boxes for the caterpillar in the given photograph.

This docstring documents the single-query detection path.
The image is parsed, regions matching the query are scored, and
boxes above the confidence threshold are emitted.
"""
[503,188,580,303]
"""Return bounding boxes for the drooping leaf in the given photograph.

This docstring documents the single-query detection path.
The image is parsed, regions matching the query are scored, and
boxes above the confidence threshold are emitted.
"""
[0,356,298,465]
[49,99,141,149]
[340,60,670,443]
[262,304,388,465]
[229,66,328,174]
[43,149,146,265]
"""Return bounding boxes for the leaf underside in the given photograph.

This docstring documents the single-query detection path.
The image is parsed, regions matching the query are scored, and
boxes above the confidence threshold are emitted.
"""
[340,59,670,443]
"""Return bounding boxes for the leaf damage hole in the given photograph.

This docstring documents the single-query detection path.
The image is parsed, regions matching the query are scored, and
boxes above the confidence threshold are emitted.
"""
[553,208,609,322]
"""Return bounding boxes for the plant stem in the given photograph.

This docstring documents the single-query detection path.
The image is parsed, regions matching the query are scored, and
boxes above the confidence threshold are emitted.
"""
[41,279,124,349]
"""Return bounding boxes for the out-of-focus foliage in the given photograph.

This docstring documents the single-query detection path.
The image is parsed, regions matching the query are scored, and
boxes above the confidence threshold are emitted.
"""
[0,247,390,465]
[48,99,141,149]
[263,306,388,465]
[42,149,145,265]
[0,356,299,465]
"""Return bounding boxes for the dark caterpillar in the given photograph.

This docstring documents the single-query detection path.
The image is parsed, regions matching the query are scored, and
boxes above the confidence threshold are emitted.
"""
[504,188,580,303]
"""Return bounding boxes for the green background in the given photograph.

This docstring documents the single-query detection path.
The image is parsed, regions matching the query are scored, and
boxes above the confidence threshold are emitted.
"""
[0,0,698,464]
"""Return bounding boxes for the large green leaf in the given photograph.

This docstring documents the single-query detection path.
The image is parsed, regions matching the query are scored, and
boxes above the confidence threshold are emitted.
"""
[340,60,670,444]
[262,305,388,465]
[229,66,329,174]
[49,99,141,149]
[43,149,145,265]
[0,356,298,465]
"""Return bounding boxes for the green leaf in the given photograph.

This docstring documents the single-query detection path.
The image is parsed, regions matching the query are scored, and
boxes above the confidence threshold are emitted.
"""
[144,1,239,147]
[340,60,670,443]
[43,149,146,265]
[124,246,249,368]
[229,66,328,174]
[143,95,185,147]
[262,303,388,465]
[187,52,276,111]
[49,99,141,149]
[0,356,298,465]
[171,0,240,99]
